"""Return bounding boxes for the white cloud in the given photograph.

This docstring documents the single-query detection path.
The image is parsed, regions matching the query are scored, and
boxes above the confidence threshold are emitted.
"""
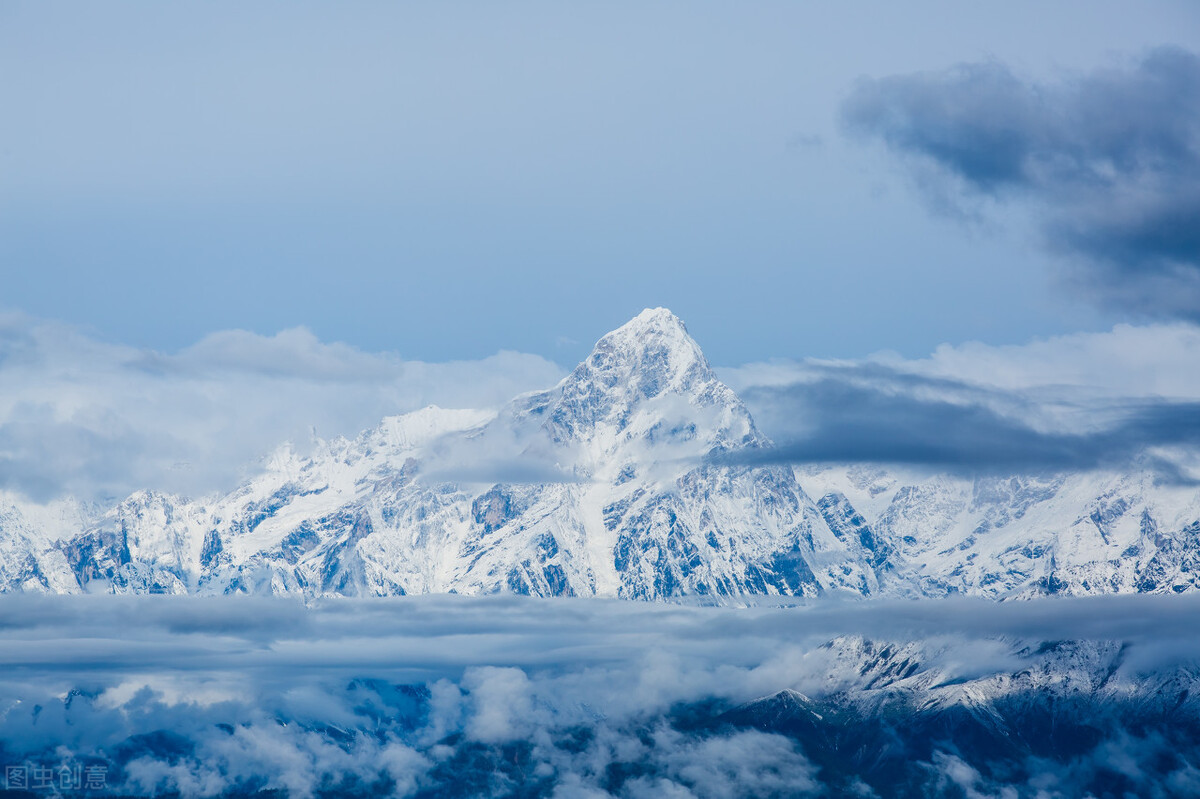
[722,322,1200,401]
[462,666,536,744]
[641,727,821,799]
[910,322,1200,399]
[0,312,564,502]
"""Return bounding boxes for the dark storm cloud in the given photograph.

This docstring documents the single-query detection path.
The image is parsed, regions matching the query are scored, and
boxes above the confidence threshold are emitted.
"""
[842,47,1200,319]
[717,364,1200,479]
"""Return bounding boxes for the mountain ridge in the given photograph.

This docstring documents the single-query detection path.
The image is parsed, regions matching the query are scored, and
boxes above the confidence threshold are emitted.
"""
[1,308,1198,600]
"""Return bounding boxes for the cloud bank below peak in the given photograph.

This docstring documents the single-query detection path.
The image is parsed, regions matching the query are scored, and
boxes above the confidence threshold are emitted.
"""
[4,595,1200,798]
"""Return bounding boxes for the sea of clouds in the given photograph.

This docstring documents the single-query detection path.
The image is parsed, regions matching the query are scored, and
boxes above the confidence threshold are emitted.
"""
[3,594,1200,797]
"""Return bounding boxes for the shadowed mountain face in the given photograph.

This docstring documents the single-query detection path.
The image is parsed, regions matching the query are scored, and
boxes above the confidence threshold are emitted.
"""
[1,307,1199,600]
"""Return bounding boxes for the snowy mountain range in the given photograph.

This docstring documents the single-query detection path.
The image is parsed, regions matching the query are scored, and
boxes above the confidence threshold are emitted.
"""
[4,308,1199,600]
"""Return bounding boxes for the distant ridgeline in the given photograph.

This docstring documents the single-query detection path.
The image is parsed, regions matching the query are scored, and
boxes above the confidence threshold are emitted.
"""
[3,308,1199,600]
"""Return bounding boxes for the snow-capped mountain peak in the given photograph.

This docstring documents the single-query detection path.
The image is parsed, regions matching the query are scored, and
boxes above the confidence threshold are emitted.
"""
[584,307,711,398]
[534,307,762,465]
[2,308,1199,603]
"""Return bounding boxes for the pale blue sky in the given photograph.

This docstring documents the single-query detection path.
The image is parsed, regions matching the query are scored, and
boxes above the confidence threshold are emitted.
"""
[2,1,1198,365]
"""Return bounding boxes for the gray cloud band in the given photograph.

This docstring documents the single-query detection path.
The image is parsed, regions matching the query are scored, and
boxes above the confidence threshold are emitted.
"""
[841,47,1200,320]
[712,365,1200,480]
[4,593,1200,673]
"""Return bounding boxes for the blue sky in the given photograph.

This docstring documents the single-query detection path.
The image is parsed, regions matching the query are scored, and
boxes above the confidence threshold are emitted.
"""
[4,1,1198,365]
[2,2,1200,501]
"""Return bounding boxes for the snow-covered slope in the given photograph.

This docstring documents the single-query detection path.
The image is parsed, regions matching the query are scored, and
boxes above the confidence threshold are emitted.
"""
[2,308,1199,599]
[0,496,88,593]
[800,465,1200,598]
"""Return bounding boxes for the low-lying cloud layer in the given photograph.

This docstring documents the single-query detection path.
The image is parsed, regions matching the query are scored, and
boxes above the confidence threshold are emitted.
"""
[7,593,1200,674]
[3,595,1200,797]
[842,47,1200,320]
